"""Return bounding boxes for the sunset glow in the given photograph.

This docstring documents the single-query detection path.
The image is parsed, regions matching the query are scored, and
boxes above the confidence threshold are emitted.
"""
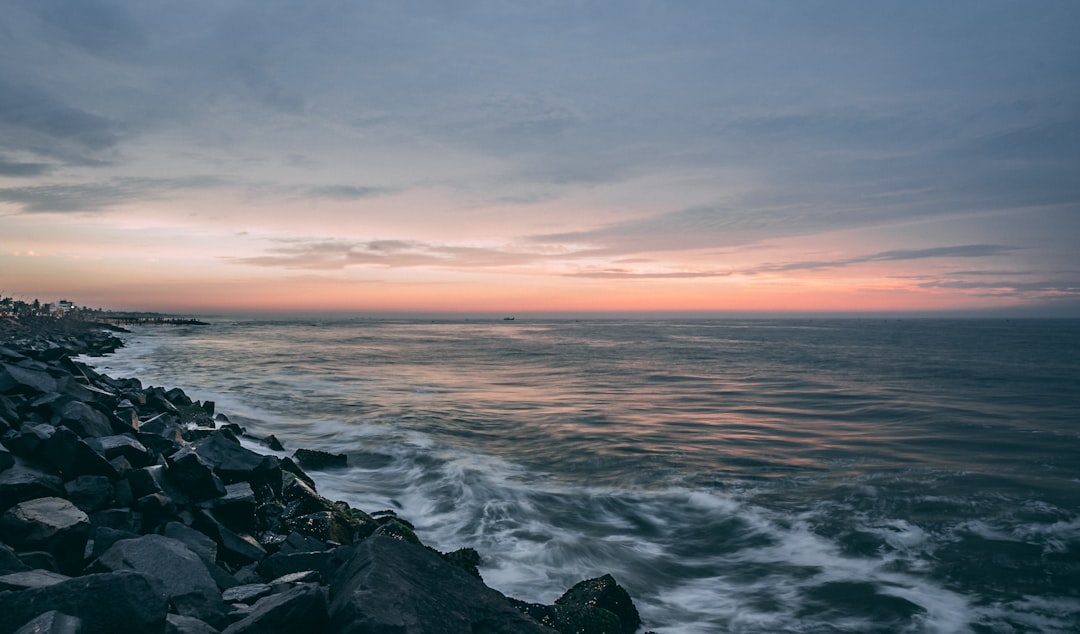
[2,2,1077,316]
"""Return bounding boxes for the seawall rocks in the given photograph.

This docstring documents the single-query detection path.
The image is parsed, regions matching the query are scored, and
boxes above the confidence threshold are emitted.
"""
[0,318,648,634]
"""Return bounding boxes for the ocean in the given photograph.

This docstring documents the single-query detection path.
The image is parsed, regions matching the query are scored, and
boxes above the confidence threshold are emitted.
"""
[84,318,1080,633]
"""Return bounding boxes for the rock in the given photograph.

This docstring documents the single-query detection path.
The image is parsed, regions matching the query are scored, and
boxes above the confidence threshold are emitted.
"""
[441,547,482,579]
[193,432,281,493]
[263,434,284,452]
[0,363,59,396]
[212,481,257,531]
[513,574,642,634]
[165,614,219,634]
[63,475,114,512]
[0,570,168,634]
[329,535,553,634]
[193,510,267,568]
[162,521,218,564]
[222,583,272,604]
[221,583,328,634]
[0,543,31,575]
[0,443,13,473]
[0,569,72,591]
[41,427,116,480]
[0,458,65,512]
[52,401,112,439]
[292,448,347,471]
[0,497,90,575]
[84,435,154,467]
[94,534,226,627]
[12,610,83,634]
[166,446,227,502]
[257,549,342,584]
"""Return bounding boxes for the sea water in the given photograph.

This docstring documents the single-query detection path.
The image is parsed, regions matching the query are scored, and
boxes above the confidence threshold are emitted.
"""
[86,318,1080,633]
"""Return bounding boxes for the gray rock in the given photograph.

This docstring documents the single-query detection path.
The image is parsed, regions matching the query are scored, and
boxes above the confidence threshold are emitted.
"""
[0,363,59,396]
[0,543,31,575]
[221,583,328,634]
[0,458,65,511]
[0,571,167,634]
[64,475,114,512]
[0,569,72,590]
[0,497,90,574]
[292,448,347,470]
[166,446,227,502]
[0,443,13,473]
[164,614,219,634]
[95,535,226,627]
[163,521,218,564]
[329,535,553,634]
[12,610,83,634]
[52,401,112,439]
[85,435,153,467]
[222,583,272,604]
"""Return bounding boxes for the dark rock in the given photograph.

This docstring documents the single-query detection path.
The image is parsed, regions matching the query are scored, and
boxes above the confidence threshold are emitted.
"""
[0,569,71,591]
[52,401,112,439]
[167,446,227,502]
[212,482,256,531]
[85,435,153,467]
[9,423,57,459]
[165,388,192,408]
[63,475,113,513]
[441,547,482,579]
[0,543,31,575]
[292,448,347,471]
[89,508,140,533]
[86,526,139,559]
[278,457,314,489]
[0,497,90,575]
[0,363,59,396]
[268,569,319,587]
[193,510,267,568]
[329,535,553,634]
[0,443,13,472]
[94,534,226,627]
[0,570,168,634]
[222,583,272,604]
[16,551,59,573]
[257,550,338,583]
[11,610,83,634]
[371,518,422,545]
[165,613,219,634]
[287,511,354,545]
[0,457,65,512]
[136,428,183,456]
[515,574,642,634]
[221,583,328,634]
[263,434,284,452]
[163,521,218,564]
[41,427,116,481]
[193,433,281,493]
[277,531,327,555]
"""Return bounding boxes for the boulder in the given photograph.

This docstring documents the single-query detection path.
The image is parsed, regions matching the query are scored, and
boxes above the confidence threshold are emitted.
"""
[11,610,83,634]
[164,614,219,634]
[63,475,114,512]
[0,569,71,591]
[166,446,227,502]
[222,583,272,604]
[292,448,347,471]
[85,435,154,467]
[0,543,30,575]
[192,510,267,568]
[94,534,226,627]
[512,574,642,634]
[162,521,218,564]
[0,570,168,634]
[212,481,257,531]
[41,427,116,480]
[221,583,328,634]
[193,432,281,492]
[329,535,553,634]
[0,459,66,512]
[52,401,112,439]
[0,364,59,396]
[0,497,90,575]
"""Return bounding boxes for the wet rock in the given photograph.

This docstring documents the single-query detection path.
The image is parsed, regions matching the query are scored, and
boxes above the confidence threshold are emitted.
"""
[0,569,72,591]
[0,570,168,634]
[329,535,552,634]
[263,434,284,452]
[513,574,642,634]
[441,547,482,579]
[94,534,226,627]
[0,443,13,472]
[257,549,342,583]
[162,521,218,564]
[0,543,31,574]
[11,610,83,634]
[0,497,90,575]
[292,448,347,471]
[167,446,227,502]
[212,482,257,531]
[193,510,267,568]
[192,432,281,493]
[221,583,328,634]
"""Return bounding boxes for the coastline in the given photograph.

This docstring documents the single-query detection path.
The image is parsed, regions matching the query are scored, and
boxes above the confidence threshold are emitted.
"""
[0,318,645,634]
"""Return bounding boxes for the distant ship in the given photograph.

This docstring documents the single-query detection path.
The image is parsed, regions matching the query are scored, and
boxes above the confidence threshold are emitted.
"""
[503,316,515,321]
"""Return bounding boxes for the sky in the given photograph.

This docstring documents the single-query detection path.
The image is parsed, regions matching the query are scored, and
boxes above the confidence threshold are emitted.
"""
[2,1,1079,316]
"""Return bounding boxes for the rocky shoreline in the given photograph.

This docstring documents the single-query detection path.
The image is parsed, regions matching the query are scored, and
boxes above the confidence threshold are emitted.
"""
[0,319,647,633]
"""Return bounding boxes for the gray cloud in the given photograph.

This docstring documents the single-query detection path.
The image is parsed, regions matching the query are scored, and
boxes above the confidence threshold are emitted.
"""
[227,238,544,271]
[0,176,222,213]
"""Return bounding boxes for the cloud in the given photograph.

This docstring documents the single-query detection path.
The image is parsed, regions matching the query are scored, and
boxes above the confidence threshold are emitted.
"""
[303,185,395,201]
[0,176,222,213]
[0,157,52,177]
[750,245,1021,275]
[226,238,544,271]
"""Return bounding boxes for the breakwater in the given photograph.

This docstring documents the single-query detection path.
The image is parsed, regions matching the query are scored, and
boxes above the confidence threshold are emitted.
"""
[0,319,644,633]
